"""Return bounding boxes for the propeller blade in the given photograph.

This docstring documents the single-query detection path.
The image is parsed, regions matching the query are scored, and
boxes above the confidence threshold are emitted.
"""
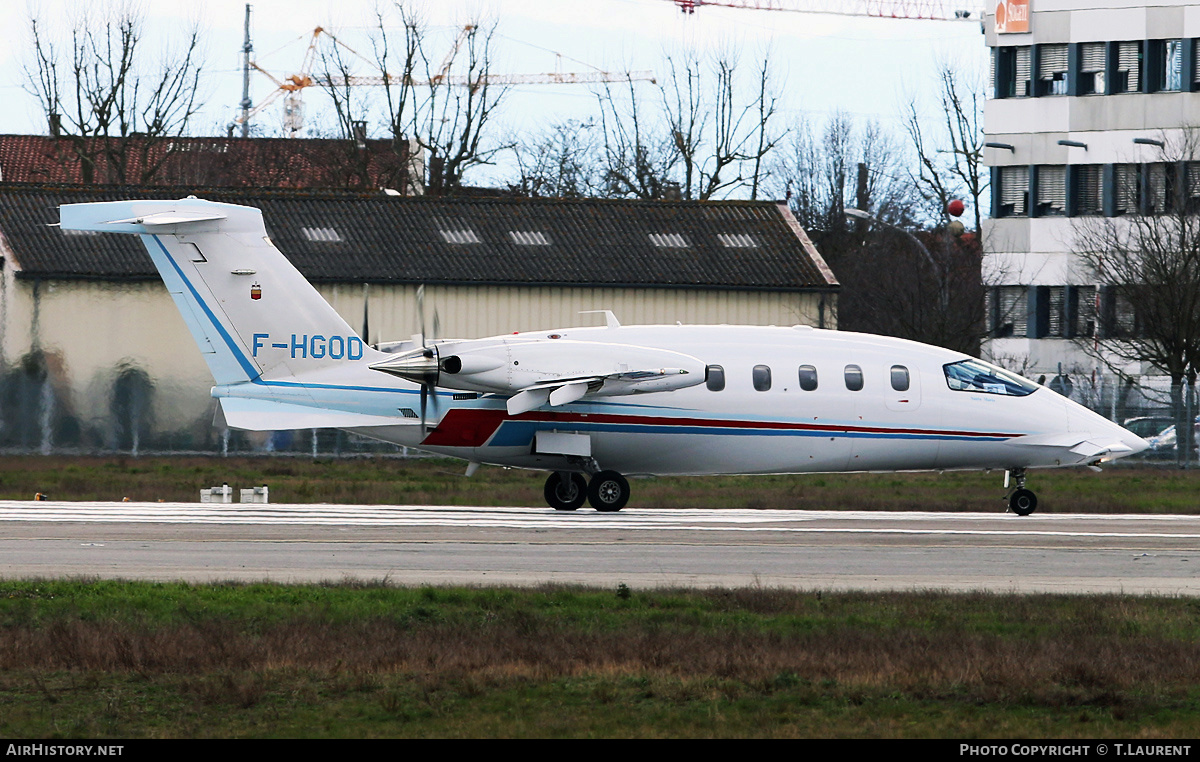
[431,309,441,344]
[416,284,426,348]
[361,298,370,346]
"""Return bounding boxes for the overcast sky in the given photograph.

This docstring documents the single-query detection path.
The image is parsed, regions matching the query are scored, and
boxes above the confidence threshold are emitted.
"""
[0,0,988,187]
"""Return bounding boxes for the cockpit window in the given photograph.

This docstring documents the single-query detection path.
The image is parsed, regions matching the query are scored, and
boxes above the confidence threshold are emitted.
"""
[943,359,1038,397]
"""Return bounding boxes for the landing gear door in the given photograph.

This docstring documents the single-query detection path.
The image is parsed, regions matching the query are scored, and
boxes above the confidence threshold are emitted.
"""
[884,364,921,412]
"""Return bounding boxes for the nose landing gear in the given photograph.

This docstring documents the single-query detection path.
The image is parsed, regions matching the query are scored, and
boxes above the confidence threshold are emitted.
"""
[543,468,631,511]
[1005,468,1038,516]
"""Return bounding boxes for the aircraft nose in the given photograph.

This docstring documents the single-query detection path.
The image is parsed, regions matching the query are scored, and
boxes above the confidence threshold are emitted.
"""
[1121,429,1150,456]
[1066,404,1149,460]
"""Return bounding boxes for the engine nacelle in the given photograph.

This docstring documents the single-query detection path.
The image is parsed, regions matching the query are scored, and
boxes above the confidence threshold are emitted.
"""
[371,337,706,403]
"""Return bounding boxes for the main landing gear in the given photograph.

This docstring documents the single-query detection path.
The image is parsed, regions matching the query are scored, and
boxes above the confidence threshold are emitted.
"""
[1005,467,1038,516]
[544,470,631,512]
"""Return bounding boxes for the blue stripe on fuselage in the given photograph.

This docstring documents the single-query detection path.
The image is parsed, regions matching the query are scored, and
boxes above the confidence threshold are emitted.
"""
[486,420,1012,447]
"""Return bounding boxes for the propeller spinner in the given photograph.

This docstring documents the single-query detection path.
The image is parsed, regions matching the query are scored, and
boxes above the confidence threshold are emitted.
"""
[372,284,444,427]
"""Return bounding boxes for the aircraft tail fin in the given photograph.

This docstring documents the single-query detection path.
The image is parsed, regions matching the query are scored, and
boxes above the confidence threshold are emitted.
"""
[59,198,370,386]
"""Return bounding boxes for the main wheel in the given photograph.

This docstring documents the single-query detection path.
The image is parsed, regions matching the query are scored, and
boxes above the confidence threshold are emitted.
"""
[544,472,587,511]
[588,470,630,512]
[1009,488,1038,516]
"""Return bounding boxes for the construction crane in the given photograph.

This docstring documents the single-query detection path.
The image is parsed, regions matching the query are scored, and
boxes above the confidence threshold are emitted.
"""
[668,0,986,21]
[235,25,656,138]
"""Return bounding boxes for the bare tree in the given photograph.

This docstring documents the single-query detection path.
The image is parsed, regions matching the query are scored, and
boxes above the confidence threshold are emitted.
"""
[417,22,509,194]
[592,46,781,201]
[23,4,206,184]
[1072,130,1200,463]
[321,5,511,194]
[594,75,679,200]
[902,59,988,232]
[774,111,986,353]
[776,111,917,233]
[509,119,601,198]
[838,225,985,355]
[661,48,781,200]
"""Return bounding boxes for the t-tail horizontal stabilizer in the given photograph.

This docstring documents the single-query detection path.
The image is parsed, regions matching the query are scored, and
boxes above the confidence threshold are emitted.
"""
[218,397,414,431]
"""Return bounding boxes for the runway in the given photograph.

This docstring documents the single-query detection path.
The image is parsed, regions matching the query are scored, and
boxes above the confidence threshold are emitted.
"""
[1,500,1199,594]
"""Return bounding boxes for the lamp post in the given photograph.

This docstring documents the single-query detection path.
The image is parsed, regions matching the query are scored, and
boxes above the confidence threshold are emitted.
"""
[844,207,950,339]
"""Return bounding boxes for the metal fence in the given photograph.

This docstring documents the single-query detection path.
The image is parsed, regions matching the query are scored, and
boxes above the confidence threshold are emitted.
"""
[0,349,1192,462]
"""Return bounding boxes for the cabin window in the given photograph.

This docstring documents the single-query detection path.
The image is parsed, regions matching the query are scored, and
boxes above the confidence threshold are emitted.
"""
[844,365,864,392]
[752,365,772,392]
[705,365,725,392]
[798,365,818,391]
[944,359,1038,397]
[890,365,910,392]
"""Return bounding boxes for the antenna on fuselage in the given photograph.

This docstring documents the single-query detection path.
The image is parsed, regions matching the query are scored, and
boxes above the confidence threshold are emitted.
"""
[580,310,621,329]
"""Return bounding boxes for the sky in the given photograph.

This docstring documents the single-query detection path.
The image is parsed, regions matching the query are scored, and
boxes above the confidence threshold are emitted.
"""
[0,0,989,188]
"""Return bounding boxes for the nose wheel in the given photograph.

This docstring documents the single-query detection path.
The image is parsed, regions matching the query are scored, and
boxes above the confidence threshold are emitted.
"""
[1005,468,1038,516]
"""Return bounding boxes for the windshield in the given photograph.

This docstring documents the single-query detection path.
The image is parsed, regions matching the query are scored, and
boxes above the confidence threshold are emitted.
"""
[943,359,1039,397]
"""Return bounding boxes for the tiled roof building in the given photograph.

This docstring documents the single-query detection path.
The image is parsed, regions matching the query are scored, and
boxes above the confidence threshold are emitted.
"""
[0,184,834,289]
[0,135,415,192]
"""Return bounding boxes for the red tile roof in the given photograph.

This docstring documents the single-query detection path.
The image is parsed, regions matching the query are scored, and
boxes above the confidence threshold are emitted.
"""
[0,135,413,192]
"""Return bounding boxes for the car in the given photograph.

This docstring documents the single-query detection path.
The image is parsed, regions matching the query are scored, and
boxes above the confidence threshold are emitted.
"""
[1121,416,1176,439]
[1142,418,1200,458]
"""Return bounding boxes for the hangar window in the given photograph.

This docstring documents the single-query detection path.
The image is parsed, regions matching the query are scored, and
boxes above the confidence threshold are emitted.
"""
[717,234,758,248]
[510,231,550,245]
[798,365,818,391]
[302,227,343,242]
[705,365,725,392]
[890,365,910,392]
[752,365,772,392]
[441,228,482,244]
[844,365,864,392]
[649,233,690,248]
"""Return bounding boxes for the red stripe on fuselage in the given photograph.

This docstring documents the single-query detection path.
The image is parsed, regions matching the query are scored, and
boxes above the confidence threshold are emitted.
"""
[419,407,1022,448]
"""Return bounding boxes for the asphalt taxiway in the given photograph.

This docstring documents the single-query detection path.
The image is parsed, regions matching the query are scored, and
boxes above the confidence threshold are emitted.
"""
[1,501,1198,593]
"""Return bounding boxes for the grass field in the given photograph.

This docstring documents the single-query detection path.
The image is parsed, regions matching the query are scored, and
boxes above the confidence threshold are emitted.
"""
[0,454,1197,512]
[2,580,1200,738]
[3,457,1199,737]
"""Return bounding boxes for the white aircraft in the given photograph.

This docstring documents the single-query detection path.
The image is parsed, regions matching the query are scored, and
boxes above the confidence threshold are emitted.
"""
[58,198,1148,515]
